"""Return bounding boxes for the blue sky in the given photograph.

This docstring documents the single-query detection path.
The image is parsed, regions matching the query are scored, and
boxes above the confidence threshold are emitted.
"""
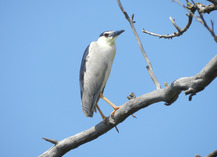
[0,0,217,157]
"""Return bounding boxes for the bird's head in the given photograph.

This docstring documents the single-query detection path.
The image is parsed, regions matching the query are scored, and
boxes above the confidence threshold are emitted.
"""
[97,30,125,45]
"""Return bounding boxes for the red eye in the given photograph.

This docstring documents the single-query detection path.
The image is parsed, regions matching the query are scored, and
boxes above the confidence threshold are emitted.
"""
[104,33,109,37]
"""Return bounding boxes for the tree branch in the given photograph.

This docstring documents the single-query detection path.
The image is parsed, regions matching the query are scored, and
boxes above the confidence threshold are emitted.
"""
[207,150,217,157]
[142,1,217,40]
[117,0,161,89]
[142,7,196,39]
[42,137,58,145]
[40,55,217,157]
[207,0,217,5]
[196,149,217,157]
[191,0,217,42]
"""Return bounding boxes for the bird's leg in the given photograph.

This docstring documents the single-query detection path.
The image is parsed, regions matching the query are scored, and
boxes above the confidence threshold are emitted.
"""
[99,92,136,118]
[96,103,119,133]
[99,93,120,115]
[96,104,107,122]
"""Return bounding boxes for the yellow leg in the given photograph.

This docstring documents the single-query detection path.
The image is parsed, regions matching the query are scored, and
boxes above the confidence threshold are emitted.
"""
[96,104,107,122]
[99,92,120,116]
[99,92,136,118]
[96,103,119,133]
[99,92,117,109]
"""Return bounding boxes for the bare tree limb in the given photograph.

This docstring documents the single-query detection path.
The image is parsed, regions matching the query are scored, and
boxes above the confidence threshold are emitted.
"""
[206,150,217,157]
[191,0,217,42]
[42,137,59,145]
[196,149,217,157]
[207,0,217,5]
[142,1,217,41]
[40,55,217,157]
[199,3,217,13]
[142,7,196,39]
[117,0,161,89]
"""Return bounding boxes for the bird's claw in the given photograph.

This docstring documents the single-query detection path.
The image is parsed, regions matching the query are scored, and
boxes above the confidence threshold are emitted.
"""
[110,106,121,116]
[110,106,136,118]
[102,116,107,123]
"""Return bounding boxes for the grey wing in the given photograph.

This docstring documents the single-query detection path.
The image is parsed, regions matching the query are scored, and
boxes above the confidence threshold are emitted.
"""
[79,45,89,97]
[79,44,107,117]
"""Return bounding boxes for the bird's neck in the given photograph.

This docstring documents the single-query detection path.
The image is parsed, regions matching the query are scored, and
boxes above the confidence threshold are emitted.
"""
[97,38,116,46]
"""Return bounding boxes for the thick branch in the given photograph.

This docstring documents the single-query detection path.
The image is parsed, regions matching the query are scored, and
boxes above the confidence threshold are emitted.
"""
[117,0,161,89]
[40,55,217,157]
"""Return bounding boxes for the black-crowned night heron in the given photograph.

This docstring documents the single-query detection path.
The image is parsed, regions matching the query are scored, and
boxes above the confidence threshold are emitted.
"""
[79,30,125,121]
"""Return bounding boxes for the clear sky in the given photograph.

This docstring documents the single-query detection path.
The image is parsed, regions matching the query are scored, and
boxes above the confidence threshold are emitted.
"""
[0,0,217,157]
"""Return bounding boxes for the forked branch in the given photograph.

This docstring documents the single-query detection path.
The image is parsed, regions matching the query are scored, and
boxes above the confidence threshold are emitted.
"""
[143,0,217,41]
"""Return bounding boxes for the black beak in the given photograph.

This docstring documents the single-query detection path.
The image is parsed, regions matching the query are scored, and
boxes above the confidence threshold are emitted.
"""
[111,30,125,38]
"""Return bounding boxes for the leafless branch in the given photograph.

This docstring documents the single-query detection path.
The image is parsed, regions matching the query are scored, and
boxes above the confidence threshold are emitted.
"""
[196,149,217,157]
[143,7,196,39]
[40,55,217,157]
[143,0,217,41]
[206,150,217,157]
[117,0,161,89]
[207,0,217,5]
[199,3,217,13]
[42,137,58,145]
[191,0,217,42]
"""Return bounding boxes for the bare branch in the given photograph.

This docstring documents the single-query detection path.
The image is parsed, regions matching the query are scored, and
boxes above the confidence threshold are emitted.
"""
[117,0,161,89]
[190,0,217,42]
[143,9,195,39]
[207,0,217,5]
[169,16,182,33]
[206,150,217,157]
[142,1,196,39]
[42,137,58,145]
[196,149,217,157]
[40,55,217,157]
[199,4,217,14]
[143,1,217,40]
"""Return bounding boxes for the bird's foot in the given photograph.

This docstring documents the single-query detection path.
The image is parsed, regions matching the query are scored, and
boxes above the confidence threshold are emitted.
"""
[110,106,136,118]
[111,106,121,116]
[102,115,107,123]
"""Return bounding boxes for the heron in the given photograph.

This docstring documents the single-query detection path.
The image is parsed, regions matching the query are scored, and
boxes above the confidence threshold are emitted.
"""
[79,30,125,121]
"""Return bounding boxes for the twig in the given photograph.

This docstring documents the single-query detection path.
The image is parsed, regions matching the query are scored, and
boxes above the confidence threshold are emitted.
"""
[117,0,161,89]
[42,137,58,145]
[191,0,217,42]
[196,149,217,157]
[206,150,217,157]
[173,0,217,42]
[143,0,217,41]
[142,1,196,39]
[143,10,195,39]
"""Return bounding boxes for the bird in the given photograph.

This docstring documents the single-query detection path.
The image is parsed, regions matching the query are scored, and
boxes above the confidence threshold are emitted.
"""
[79,30,125,121]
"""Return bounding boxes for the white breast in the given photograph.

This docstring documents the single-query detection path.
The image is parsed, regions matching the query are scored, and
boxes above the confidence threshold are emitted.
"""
[85,41,116,91]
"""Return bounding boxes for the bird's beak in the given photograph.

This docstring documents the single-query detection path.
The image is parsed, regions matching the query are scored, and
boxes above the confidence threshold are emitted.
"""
[111,30,125,38]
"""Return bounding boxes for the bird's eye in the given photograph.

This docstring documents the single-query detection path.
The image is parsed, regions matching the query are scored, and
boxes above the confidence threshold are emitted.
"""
[104,33,109,37]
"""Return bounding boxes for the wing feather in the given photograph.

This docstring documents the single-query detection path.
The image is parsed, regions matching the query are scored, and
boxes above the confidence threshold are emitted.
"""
[79,43,108,117]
